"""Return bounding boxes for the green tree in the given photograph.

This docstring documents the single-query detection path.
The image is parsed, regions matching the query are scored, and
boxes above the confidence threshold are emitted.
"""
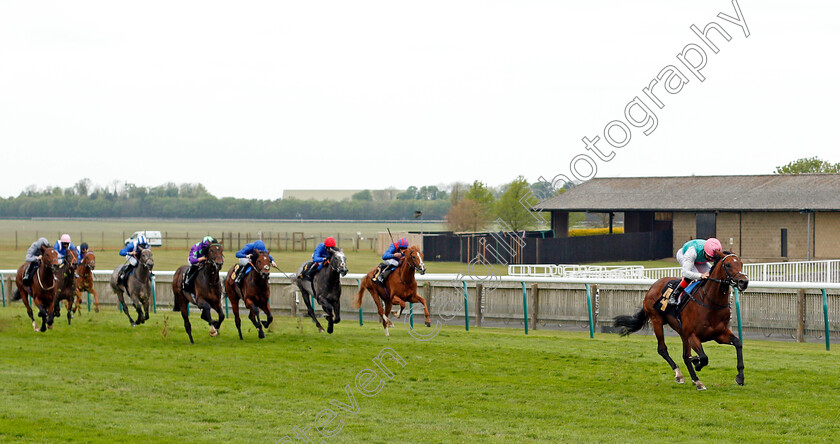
[445,180,495,231]
[352,189,373,201]
[775,157,840,174]
[396,186,418,200]
[495,176,540,231]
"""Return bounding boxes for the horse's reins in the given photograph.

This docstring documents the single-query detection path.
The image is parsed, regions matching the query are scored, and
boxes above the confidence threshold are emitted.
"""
[36,261,56,291]
[690,254,746,311]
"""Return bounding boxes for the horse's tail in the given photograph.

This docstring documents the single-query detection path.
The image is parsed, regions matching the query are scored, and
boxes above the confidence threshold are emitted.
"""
[613,308,648,336]
[351,279,366,310]
[11,288,21,301]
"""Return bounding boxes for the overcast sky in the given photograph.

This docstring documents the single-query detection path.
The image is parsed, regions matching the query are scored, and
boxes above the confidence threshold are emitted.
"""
[1,1,837,200]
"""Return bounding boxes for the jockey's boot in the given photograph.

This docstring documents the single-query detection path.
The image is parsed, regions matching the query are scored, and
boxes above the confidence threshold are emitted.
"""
[378,265,395,285]
[669,286,684,305]
[22,262,37,286]
[373,263,387,284]
[304,263,319,282]
[119,264,135,288]
[235,265,248,287]
[183,264,198,292]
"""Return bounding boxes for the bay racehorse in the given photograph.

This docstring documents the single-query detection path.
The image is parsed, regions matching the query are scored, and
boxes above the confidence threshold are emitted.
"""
[224,250,273,340]
[13,247,60,332]
[292,249,348,334]
[352,245,428,336]
[54,248,79,325]
[74,251,99,313]
[614,251,749,390]
[109,248,155,327]
[172,241,225,343]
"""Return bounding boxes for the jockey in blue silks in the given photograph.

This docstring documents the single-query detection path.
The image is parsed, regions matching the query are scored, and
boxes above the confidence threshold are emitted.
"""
[300,237,339,282]
[233,240,276,286]
[374,238,408,285]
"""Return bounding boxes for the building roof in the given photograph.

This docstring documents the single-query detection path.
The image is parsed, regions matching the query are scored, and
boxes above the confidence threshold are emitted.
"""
[282,189,402,201]
[533,174,840,212]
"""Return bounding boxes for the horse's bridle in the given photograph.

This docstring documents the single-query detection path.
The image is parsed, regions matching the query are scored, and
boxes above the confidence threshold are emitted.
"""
[327,253,348,276]
[706,254,748,289]
[689,254,748,311]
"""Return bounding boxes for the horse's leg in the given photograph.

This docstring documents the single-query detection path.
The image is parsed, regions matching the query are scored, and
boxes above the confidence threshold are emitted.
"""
[332,295,341,324]
[302,286,325,333]
[91,287,100,312]
[198,299,218,337]
[681,335,706,390]
[115,290,136,326]
[21,288,36,328]
[66,296,73,325]
[716,329,745,386]
[246,299,265,339]
[260,300,273,330]
[142,289,152,323]
[211,298,225,331]
[45,297,56,330]
[651,314,683,383]
[318,297,336,334]
[74,289,83,315]
[383,296,394,335]
[392,296,405,318]
[177,293,194,344]
[409,294,432,327]
[131,292,145,325]
[230,294,243,340]
[691,343,709,372]
[32,297,47,332]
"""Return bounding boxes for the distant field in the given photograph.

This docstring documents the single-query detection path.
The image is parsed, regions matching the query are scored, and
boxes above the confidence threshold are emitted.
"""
[1,309,838,443]
[0,218,447,252]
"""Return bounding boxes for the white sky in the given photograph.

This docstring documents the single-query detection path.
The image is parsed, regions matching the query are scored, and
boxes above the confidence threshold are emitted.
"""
[1,1,837,200]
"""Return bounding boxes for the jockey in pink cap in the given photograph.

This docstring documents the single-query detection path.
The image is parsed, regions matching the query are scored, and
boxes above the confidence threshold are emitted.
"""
[669,237,723,305]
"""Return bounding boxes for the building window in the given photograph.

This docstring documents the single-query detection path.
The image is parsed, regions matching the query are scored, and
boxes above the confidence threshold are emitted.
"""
[696,212,716,239]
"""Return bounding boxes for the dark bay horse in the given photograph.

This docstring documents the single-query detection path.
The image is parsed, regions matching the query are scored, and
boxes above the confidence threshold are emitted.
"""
[54,248,79,325]
[172,241,225,343]
[109,248,155,327]
[352,245,428,336]
[14,248,60,332]
[74,252,99,313]
[291,249,348,334]
[224,251,273,340]
[614,251,749,390]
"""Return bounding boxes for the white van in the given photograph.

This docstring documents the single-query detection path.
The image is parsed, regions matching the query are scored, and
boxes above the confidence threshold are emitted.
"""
[125,231,163,247]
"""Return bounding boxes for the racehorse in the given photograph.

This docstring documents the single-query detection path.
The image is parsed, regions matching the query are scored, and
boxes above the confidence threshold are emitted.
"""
[109,248,155,327]
[224,250,273,340]
[74,251,99,313]
[291,249,348,334]
[54,248,79,325]
[172,241,225,343]
[13,247,60,332]
[352,245,428,336]
[613,250,749,390]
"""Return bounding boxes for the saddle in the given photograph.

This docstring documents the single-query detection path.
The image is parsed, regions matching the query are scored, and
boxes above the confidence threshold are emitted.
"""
[656,280,702,317]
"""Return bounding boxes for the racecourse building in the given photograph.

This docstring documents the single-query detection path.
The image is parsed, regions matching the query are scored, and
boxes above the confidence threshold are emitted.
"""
[533,174,840,262]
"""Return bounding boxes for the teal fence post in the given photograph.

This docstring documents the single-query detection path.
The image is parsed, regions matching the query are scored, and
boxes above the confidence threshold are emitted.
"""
[585,284,594,338]
[119,301,123,313]
[225,295,229,317]
[463,281,469,331]
[1,275,6,307]
[87,292,91,313]
[822,289,830,351]
[733,288,743,341]
[522,281,529,335]
[151,275,157,313]
[409,303,414,329]
[356,279,363,326]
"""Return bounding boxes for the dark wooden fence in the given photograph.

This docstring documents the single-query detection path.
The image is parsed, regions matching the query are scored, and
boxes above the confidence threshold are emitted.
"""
[423,229,673,264]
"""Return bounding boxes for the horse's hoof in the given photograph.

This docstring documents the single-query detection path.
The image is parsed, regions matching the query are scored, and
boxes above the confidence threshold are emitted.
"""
[95,307,99,313]
[131,323,137,327]
[318,327,325,333]
[387,320,394,327]
[47,324,53,330]
[209,326,218,337]
[327,325,334,334]
[425,321,431,327]
[695,381,706,391]
[258,330,266,339]
[384,327,390,337]
[735,375,745,386]
[675,375,685,384]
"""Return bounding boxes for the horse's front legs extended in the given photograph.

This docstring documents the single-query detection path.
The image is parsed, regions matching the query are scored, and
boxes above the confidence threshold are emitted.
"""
[716,329,745,386]
[682,335,705,390]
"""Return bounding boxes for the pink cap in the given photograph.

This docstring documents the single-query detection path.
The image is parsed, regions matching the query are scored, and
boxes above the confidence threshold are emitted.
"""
[704,238,722,258]
[60,234,71,243]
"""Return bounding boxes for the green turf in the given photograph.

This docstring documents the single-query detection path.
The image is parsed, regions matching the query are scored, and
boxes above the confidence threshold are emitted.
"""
[0,308,838,443]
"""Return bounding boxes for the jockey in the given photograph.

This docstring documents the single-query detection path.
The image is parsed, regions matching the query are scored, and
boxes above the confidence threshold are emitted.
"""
[669,237,723,305]
[22,237,51,286]
[183,236,216,293]
[76,242,90,265]
[233,240,276,286]
[374,238,409,285]
[301,237,339,282]
[53,234,76,266]
[118,235,150,287]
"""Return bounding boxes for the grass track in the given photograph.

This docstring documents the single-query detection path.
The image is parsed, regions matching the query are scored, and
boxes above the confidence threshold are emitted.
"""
[1,308,839,443]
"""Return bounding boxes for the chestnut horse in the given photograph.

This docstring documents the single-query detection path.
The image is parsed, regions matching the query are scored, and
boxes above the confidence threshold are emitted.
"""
[614,251,749,390]
[14,247,60,332]
[224,250,273,340]
[291,249,348,334]
[54,248,79,325]
[109,248,155,327]
[172,241,225,343]
[74,252,99,313]
[352,245,428,336]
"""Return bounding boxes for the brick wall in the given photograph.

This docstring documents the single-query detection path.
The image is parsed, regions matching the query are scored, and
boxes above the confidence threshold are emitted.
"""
[740,212,811,260]
[815,212,840,259]
[672,212,695,253]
